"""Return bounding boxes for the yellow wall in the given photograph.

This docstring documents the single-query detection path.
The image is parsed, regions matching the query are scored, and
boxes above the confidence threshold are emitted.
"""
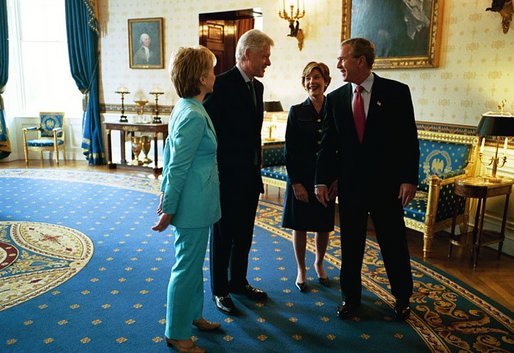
[98,0,514,126]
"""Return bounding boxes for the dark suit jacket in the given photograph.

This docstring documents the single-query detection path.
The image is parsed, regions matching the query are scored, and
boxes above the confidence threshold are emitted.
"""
[316,73,419,200]
[203,66,264,193]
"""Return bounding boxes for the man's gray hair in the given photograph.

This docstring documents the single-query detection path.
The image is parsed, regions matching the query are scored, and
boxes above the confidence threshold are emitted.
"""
[235,29,274,63]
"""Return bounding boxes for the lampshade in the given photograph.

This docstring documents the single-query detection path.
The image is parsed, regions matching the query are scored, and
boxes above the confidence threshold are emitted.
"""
[477,114,514,137]
[264,101,283,112]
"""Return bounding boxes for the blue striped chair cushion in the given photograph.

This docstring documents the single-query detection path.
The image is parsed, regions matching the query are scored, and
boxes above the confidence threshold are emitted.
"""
[27,139,64,147]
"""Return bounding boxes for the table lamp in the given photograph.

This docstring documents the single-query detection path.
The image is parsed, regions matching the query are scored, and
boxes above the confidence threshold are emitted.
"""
[477,112,514,182]
[264,101,283,141]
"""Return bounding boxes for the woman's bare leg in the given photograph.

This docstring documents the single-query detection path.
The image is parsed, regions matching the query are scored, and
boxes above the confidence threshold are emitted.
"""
[293,230,307,283]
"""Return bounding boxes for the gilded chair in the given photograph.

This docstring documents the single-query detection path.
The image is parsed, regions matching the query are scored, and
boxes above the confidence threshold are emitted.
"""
[261,141,287,196]
[23,112,66,165]
[403,130,479,258]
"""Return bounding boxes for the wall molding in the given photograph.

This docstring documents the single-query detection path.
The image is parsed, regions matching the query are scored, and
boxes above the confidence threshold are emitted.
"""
[100,103,173,115]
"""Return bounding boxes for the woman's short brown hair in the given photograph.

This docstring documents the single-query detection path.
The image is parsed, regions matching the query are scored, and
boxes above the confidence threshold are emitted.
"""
[170,46,216,98]
[301,61,331,92]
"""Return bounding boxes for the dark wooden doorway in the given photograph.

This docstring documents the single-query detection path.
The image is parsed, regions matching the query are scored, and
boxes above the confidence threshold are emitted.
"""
[199,9,262,75]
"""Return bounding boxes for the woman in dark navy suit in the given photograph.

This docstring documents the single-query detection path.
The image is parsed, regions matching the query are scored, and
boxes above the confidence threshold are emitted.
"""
[282,62,337,292]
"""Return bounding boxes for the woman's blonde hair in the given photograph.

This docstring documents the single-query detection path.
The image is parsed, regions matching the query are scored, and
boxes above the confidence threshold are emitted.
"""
[301,61,331,92]
[170,46,216,98]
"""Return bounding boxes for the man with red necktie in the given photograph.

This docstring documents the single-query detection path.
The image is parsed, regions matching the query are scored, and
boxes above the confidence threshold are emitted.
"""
[315,37,419,321]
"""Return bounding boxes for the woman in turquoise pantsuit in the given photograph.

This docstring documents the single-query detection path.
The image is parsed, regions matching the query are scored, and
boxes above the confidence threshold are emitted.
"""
[152,46,220,353]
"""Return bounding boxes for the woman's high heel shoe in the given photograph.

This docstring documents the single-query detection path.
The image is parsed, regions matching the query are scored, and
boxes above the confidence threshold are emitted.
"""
[318,276,330,287]
[193,318,221,331]
[165,338,206,353]
[295,282,308,292]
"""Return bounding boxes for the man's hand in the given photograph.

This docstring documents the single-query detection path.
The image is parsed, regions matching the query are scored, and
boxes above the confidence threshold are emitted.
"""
[152,213,173,232]
[292,183,309,203]
[398,183,417,207]
[315,185,330,207]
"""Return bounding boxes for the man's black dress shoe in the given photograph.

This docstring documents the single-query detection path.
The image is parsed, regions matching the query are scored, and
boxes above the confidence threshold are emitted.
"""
[394,304,411,320]
[336,301,359,319]
[213,295,237,315]
[230,284,268,300]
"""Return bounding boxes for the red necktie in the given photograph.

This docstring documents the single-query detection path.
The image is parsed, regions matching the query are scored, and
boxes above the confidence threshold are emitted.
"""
[353,85,366,143]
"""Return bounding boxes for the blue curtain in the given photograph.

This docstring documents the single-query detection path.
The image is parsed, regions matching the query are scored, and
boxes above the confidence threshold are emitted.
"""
[65,0,105,165]
[0,0,10,160]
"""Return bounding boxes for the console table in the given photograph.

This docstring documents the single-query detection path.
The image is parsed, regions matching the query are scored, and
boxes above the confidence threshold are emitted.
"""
[449,176,514,268]
[104,121,168,175]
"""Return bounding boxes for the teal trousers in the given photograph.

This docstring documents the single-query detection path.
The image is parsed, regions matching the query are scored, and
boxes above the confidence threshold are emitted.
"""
[165,226,209,339]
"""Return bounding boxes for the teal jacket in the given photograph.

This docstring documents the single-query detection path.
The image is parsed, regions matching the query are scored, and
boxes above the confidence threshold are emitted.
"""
[160,98,221,228]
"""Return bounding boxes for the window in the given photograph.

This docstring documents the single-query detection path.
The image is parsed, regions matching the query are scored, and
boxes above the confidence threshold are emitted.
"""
[5,0,82,118]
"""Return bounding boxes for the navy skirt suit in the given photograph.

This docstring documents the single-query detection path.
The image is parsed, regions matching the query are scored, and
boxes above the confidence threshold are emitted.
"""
[282,98,335,232]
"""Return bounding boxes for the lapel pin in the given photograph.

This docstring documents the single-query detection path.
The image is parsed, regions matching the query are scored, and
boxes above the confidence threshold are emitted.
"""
[377,101,382,106]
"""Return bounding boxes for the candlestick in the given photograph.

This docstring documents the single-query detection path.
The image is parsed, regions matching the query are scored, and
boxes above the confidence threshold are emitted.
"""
[115,87,131,122]
[149,90,164,124]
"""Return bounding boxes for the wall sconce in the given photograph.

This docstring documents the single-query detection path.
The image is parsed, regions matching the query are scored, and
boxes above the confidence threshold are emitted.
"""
[278,0,305,50]
[486,0,513,34]
[477,109,514,182]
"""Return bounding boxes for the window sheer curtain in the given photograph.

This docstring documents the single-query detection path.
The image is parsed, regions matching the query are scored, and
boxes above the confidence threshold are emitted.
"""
[65,0,105,165]
[0,0,11,160]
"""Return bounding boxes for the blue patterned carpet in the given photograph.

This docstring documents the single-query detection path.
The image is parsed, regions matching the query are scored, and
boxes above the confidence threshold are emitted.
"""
[0,169,512,353]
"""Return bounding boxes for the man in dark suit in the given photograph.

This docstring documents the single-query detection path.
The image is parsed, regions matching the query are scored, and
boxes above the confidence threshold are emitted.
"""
[315,38,419,321]
[204,29,274,315]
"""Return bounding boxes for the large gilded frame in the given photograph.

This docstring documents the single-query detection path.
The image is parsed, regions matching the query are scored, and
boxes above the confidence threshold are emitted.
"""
[341,0,443,69]
[128,17,164,69]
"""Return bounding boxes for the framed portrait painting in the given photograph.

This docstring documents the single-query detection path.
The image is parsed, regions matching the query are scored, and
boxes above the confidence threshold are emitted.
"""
[341,0,443,69]
[128,17,164,69]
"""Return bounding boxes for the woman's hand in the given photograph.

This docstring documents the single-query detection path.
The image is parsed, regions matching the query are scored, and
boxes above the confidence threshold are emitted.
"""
[292,183,309,203]
[152,213,173,232]
[156,193,164,215]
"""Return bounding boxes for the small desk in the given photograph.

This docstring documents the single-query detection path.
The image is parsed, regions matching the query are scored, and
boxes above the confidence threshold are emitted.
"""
[104,121,168,175]
[449,177,514,268]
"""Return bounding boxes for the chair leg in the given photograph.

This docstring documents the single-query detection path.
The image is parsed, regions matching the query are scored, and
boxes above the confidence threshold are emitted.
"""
[55,145,59,165]
[422,228,434,259]
[40,151,43,164]
[62,145,67,162]
[23,145,29,166]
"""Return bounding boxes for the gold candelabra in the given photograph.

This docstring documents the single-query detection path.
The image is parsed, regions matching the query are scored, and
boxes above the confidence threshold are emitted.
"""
[115,87,130,122]
[150,89,164,124]
[479,136,509,183]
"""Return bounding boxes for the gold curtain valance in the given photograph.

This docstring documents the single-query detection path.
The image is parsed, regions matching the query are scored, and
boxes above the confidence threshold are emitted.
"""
[84,0,99,34]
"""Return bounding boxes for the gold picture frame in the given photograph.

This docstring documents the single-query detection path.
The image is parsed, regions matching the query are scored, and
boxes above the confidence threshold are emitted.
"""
[128,17,164,69]
[342,0,443,69]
